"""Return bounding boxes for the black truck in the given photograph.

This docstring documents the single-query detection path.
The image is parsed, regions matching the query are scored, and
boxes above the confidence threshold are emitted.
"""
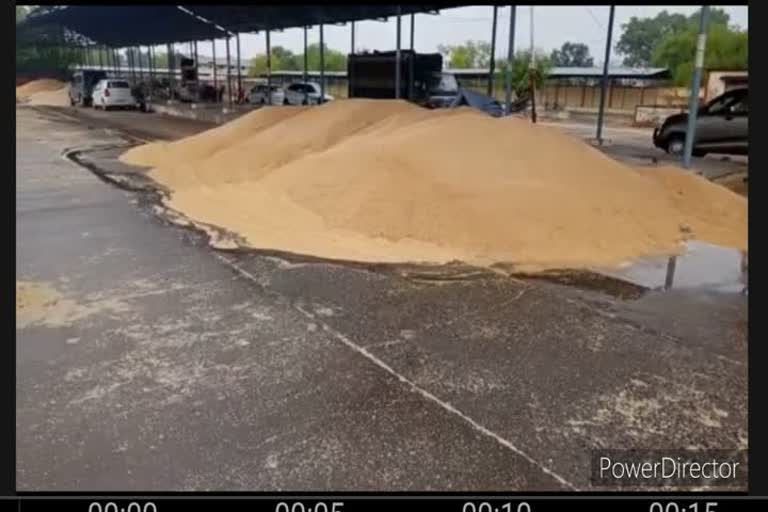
[347,50,459,107]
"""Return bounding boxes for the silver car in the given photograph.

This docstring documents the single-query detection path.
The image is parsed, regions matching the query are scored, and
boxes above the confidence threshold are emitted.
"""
[247,84,285,105]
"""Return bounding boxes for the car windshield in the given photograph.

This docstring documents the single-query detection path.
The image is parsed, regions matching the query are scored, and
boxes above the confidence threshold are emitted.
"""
[704,91,745,115]
[429,73,459,95]
[109,81,130,89]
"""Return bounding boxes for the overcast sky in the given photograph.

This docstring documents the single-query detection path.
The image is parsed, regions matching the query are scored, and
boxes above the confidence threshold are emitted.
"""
[198,5,748,67]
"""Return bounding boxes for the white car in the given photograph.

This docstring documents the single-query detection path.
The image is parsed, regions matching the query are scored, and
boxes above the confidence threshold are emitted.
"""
[91,79,137,110]
[247,83,285,105]
[283,82,334,105]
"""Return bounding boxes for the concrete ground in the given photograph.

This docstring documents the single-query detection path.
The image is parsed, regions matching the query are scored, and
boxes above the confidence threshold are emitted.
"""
[16,105,747,492]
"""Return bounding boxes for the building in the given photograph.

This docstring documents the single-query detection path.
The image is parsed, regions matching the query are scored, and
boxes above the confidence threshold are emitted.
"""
[704,69,748,102]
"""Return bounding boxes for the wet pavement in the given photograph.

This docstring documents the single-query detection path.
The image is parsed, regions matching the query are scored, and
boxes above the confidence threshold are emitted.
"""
[16,105,747,491]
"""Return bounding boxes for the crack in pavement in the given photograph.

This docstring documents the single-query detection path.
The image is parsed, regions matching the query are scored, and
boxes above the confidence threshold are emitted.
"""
[213,252,579,491]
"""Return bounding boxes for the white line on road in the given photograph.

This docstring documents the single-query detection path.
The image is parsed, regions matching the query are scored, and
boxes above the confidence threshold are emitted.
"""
[214,252,579,491]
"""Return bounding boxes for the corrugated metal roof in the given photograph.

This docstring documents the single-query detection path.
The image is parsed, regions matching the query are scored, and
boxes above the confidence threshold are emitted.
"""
[549,66,669,78]
[20,5,467,47]
[445,66,670,79]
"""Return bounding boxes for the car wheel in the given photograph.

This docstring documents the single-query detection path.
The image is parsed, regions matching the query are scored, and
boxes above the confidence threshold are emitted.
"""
[666,136,685,156]
[283,98,289,105]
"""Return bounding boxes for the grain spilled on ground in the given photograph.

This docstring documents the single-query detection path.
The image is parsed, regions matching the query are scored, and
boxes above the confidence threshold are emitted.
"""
[121,99,747,271]
[16,79,69,106]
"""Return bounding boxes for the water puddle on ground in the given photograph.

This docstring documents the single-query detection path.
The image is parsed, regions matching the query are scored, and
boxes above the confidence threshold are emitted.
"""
[598,241,747,293]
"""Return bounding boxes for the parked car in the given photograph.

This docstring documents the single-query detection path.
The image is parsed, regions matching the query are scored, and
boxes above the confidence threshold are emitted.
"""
[653,87,748,156]
[283,82,334,105]
[69,69,108,107]
[247,83,285,105]
[91,79,138,110]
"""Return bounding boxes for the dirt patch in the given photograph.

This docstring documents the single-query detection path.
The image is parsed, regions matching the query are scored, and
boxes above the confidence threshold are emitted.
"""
[121,99,747,271]
[16,280,131,329]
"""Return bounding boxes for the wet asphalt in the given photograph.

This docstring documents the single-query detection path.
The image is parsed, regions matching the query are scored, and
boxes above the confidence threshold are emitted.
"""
[16,105,747,491]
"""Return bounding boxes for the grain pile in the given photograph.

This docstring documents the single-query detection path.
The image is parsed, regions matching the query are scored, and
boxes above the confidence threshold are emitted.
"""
[16,78,69,106]
[121,99,747,271]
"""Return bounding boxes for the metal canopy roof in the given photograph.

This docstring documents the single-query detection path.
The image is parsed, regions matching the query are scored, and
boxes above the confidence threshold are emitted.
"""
[21,5,225,46]
[181,5,464,33]
[21,5,467,47]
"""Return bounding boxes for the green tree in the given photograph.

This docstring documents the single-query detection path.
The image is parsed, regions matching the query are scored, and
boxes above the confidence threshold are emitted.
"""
[438,40,493,68]
[304,43,347,71]
[248,44,345,77]
[652,23,748,85]
[495,50,552,96]
[248,45,301,76]
[616,8,732,67]
[16,5,32,22]
[550,42,594,67]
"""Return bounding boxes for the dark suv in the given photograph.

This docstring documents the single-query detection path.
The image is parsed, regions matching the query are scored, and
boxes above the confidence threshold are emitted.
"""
[653,87,748,156]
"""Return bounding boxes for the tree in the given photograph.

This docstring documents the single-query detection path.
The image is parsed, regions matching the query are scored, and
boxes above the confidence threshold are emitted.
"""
[616,8,732,67]
[549,42,594,67]
[438,40,493,68]
[16,5,32,22]
[248,44,345,77]
[304,43,347,71]
[652,23,748,85]
[494,50,552,96]
[248,45,301,75]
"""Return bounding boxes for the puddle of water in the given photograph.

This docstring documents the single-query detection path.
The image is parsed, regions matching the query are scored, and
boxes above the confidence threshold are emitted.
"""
[598,241,747,293]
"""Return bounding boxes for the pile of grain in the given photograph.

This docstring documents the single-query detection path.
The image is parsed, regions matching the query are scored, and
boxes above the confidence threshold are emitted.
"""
[16,78,69,106]
[121,99,747,271]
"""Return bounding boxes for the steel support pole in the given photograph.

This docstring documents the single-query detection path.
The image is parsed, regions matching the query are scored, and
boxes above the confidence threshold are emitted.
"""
[148,46,154,99]
[98,46,104,70]
[529,7,537,123]
[266,29,272,105]
[596,5,615,145]
[193,41,198,76]
[129,48,135,85]
[236,33,242,103]
[303,26,309,103]
[132,48,137,84]
[226,35,232,109]
[114,48,119,77]
[138,47,144,83]
[212,39,218,96]
[409,13,415,100]
[488,6,498,97]
[410,13,415,50]
[350,22,355,99]
[664,256,677,290]
[505,6,517,114]
[395,7,402,99]
[320,23,326,103]
[167,43,175,98]
[683,6,710,169]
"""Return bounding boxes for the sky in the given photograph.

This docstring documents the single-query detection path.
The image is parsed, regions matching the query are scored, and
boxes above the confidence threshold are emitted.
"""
[197,5,748,67]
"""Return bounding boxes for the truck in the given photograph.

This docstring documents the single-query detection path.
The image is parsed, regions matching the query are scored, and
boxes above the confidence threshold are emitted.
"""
[69,69,108,107]
[347,50,459,107]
